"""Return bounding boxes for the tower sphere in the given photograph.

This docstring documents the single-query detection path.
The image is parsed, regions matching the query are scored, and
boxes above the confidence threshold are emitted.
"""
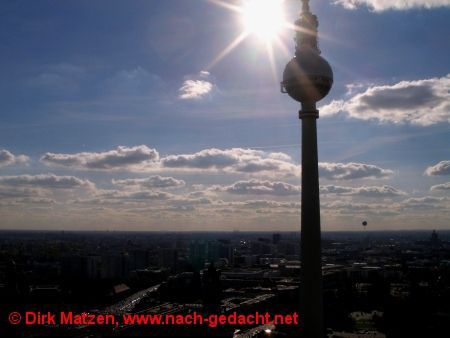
[282,49,333,103]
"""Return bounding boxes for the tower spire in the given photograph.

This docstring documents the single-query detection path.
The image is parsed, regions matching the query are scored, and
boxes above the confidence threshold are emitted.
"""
[301,0,310,13]
[295,0,319,54]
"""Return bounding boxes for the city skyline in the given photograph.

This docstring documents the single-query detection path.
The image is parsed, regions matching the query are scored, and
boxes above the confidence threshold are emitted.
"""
[1,0,450,231]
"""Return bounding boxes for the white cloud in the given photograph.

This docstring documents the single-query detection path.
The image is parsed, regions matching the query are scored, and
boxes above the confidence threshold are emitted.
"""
[0,174,94,189]
[40,145,159,171]
[216,179,301,196]
[179,80,213,99]
[319,75,450,125]
[333,0,450,12]
[0,149,29,168]
[430,182,450,191]
[321,184,406,197]
[161,148,299,176]
[402,196,446,203]
[425,160,450,176]
[320,100,346,117]
[112,175,185,189]
[319,162,393,180]
[179,71,214,100]
[267,152,293,161]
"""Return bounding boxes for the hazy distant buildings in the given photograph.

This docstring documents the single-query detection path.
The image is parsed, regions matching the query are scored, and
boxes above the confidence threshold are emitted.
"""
[189,241,207,270]
[159,248,178,270]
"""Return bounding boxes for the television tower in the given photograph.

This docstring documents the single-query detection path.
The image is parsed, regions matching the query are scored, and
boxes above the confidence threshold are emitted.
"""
[281,1,333,337]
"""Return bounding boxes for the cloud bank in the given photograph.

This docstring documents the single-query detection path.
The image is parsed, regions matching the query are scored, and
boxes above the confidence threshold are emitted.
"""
[216,179,301,196]
[321,184,406,197]
[0,174,94,189]
[38,146,394,181]
[40,145,159,171]
[430,182,450,191]
[320,75,450,126]
[333,0,450,12]
[161,148,299,176]
[319,162,393,180]
[112,175,185,189]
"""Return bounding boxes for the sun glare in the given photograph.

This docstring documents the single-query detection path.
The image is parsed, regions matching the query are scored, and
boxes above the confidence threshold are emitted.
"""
[207,0,290,77]
[241,0,285,41]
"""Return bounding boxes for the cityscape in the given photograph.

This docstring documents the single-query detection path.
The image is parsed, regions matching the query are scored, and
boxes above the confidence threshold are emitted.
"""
[1,230,450,337]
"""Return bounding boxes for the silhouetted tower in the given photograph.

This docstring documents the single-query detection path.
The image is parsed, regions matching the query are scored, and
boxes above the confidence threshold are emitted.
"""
[281,1,333,337]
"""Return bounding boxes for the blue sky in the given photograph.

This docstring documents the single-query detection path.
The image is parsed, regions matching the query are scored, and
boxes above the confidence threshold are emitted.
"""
[0,0,449,231]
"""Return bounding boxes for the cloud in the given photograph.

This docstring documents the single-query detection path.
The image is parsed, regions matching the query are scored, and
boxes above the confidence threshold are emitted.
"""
[268,152,293,161]
[170,196,213,208]
[95,189,173,201]
[323,195,450,218]
[225,199,301,210]
[179,80,213,99]
[425,161,450,176]
[323,200,390,212]
[402,196,447,204]
[319,75,450,125]
[320,100,346,117]
[179,71,214,100]
[0,174,94,189]
[319,162,393,180]
[400,196,448,211]
[333,0,450,12]
[0,197,56,207]
[430,182,450,191]
[40,145,159,171]
[112,175,185,189]
[0,186,47,199]
[188,190,217,199]
[216,179,301,196]
[73,189,213,212]
[38,145,393,181]
[0,149,29,168]
[321,184,406,197]
[161,148,299,176]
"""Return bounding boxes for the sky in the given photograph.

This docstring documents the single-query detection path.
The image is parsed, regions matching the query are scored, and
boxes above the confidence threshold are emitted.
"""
[0,0,449,231]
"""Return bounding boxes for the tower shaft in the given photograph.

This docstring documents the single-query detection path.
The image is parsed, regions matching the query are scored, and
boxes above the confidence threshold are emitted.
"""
[300,104,323,338]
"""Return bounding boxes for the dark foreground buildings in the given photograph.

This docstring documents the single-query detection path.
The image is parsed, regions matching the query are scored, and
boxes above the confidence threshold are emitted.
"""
[1,230,450,337]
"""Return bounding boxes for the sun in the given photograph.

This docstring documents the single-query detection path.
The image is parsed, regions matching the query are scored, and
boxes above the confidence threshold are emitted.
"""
[241,0,285,41]
[206,0,290,73]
